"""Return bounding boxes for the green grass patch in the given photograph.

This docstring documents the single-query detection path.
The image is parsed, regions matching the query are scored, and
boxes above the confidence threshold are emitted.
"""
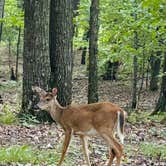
[127,112,166,124]
[140,142,166,160]
[0,145,61,165]
[19,113,41,127]
[0,80,18,91]
[0,145,77,165]
[0,104,18,124]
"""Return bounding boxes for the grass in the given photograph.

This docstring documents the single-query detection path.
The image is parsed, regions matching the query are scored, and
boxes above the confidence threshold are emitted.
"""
[127,111,166,124]
[0,138,82,166]
[140,142,166,160]
[0,103,18,124]
[0,145,75,166]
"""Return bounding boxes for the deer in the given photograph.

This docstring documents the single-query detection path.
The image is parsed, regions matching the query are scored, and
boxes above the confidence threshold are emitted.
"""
[32,86,126,166]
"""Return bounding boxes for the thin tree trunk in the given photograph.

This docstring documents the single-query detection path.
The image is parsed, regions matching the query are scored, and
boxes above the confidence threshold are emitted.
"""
[88,0,99,103]
[81,30,89,65]
[73,0,80,17]
[73,0,80,37]
[131,0,138,109]
[131,54,138,109]
[81,46,87,65]
[15,26,21,81]
[22,0,51,120]
[149,53,161,91]
[0,0,5,42]
[152,52,166,114]
[146,60,150,89]
[137,54,145,106]
[49,0,73,106]
[8,37,11,70]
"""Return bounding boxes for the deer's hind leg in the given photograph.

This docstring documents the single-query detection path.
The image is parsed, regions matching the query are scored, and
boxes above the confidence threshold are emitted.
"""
[106,148,116,166]
[99,132,123,166]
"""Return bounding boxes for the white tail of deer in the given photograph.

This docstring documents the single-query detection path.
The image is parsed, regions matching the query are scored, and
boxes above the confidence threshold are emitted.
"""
[32,86,126,166]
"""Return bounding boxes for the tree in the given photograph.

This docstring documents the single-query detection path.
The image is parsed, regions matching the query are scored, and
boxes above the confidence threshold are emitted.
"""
[22,0,51,119]
[149,53,161,91]
[15,26,21,80]
[0,0,5,41]
[49,0,73,106]
[81,29,89,65]
[153,53,166,114]
[131,0,139,109]
[88,0,99,103]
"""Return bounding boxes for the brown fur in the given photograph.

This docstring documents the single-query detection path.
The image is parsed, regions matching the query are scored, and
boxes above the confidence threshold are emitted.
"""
[33,86,126,166]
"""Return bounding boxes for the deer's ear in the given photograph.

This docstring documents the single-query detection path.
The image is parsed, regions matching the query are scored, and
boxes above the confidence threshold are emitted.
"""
[32,86,46,96]
[52,88,58,96]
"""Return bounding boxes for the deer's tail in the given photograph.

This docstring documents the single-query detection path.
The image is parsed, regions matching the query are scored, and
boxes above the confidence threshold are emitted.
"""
[117,110,126,144]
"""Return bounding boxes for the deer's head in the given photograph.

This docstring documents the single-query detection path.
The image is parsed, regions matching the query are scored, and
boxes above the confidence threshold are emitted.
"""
[32,86,58,111]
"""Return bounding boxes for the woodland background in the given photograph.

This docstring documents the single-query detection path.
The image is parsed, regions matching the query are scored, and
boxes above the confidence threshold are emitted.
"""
[0,0,166,165]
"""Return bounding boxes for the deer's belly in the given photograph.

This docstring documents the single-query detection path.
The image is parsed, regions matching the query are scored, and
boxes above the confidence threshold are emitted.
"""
[74,128,98,136]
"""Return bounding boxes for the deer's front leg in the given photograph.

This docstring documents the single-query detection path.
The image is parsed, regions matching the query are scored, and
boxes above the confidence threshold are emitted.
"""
[57,130,72,166]
[80,135,91,166]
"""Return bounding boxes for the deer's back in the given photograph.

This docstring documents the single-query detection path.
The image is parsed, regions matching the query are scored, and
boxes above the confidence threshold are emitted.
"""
[60,102,121,134]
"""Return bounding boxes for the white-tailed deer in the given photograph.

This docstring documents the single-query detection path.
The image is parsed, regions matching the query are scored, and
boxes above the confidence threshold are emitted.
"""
[32,86,126,166]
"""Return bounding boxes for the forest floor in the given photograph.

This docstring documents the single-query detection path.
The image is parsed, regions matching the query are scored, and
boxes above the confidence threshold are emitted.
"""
[0,46,166,166]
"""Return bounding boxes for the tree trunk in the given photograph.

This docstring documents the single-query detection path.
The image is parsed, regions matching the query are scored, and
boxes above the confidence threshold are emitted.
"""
[22,0,51,120]
[103,61,119,81]
[131,0,138,109]
[81,46,87,65]
[49,0,73,106]
[0,0,5,42]
[81,30,89,65]
[88,0,99,104]
[131,54,138,109]
[15,26,21,81]
[149,53,161,91]
[152,52,166,114]
[72,0,80,37]
[73,0,80,17]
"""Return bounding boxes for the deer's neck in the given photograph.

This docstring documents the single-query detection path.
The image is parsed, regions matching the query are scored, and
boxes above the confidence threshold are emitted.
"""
[50,98,64,123]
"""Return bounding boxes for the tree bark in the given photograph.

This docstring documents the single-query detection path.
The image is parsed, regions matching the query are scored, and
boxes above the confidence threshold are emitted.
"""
[22,0,51,119]
[88,0,99,104]
[0,0,5,41]
[81,30,89,65]
[152,52,166,114]
[131,54,138,109]
[73,0,80,16]
[49,0,73,106]
[131,0,138,109]
[15,26,21,81]
[149,53,161,91]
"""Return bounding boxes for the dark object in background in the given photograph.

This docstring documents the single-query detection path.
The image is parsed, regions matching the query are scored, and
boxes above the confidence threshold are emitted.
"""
[0,95,3,104]
[10,67,16,81]
[102,61,120,81]
[81,46,87,65]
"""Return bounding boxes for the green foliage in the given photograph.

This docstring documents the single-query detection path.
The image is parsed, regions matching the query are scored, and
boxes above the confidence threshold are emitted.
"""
[127,111,166,124]
[0,103,18,124]
[0,80,18,91]
[1,0,24,56]
[3,0,24,32]
[74,0,166,75]
[0,145,36,164]
[19,113,40,127]
[0,145,76,165]
[140,142,166,160]
[0,145,59,165]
